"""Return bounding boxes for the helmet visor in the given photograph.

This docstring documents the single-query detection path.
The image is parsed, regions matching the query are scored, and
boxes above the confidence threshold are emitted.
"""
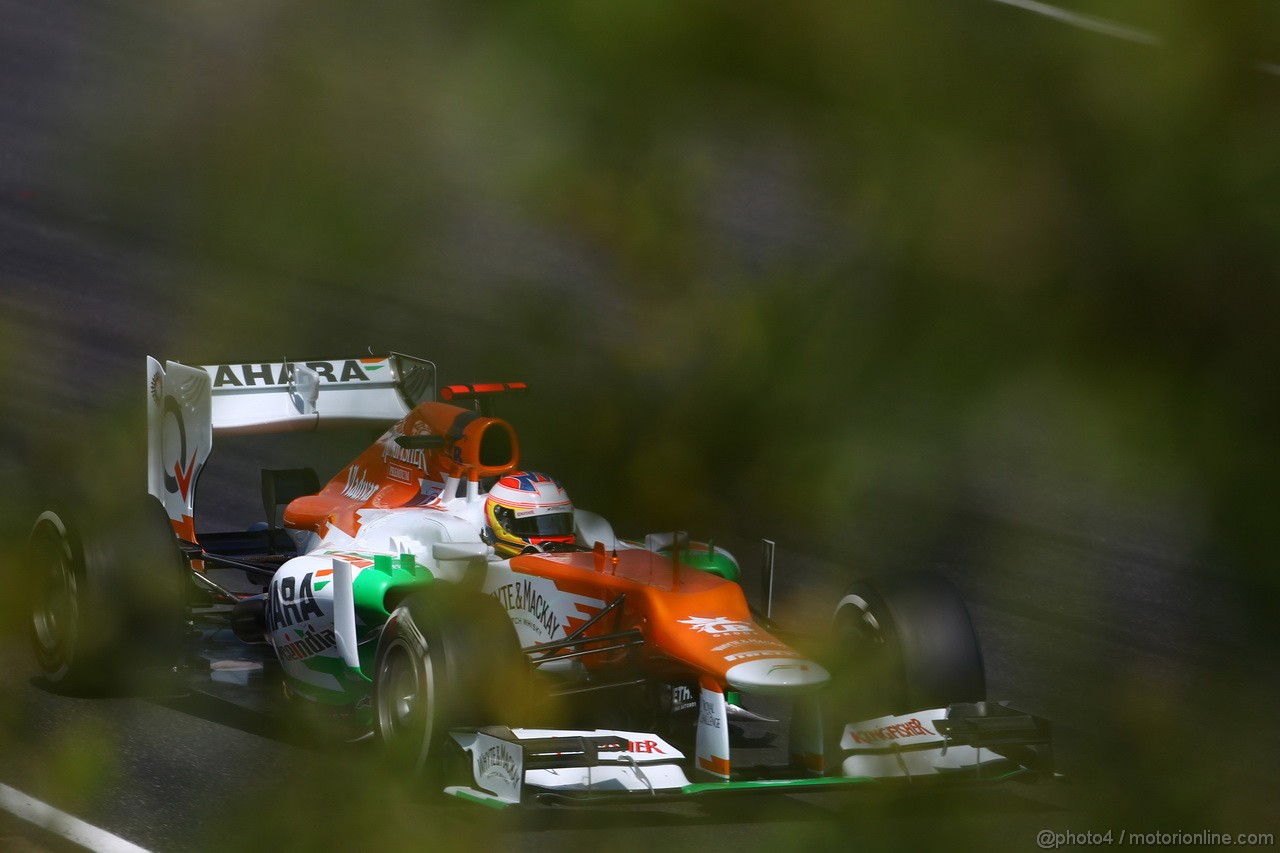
[501,510,576,538]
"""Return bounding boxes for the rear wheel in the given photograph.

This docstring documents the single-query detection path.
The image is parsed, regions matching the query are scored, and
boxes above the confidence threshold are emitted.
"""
[373,586,527,777]
[29,509,84,684]
[28,496,188,694]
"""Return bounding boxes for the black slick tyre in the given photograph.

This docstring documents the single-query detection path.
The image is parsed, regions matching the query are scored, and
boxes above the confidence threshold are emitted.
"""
[828,572,985,718]
[28,496,188,694]
[373,585,527,778]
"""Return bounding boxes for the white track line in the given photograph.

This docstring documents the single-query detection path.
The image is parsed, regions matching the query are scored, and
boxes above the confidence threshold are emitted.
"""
[987,0,1163,45]
[0,783,153,853]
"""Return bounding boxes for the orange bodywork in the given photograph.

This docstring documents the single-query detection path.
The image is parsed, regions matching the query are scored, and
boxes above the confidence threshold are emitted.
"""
[509,549,805,690]
[284,400,519,537]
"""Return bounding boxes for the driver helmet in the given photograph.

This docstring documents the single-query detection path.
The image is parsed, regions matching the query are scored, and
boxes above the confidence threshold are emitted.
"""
[485,472,576,557]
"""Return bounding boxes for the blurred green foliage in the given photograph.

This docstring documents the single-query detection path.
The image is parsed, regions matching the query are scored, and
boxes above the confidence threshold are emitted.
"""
[3,0,1278,848]
[77,1,1279,579]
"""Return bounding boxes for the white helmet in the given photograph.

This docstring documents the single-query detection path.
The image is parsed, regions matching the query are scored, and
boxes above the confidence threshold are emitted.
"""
[484,472,575,557]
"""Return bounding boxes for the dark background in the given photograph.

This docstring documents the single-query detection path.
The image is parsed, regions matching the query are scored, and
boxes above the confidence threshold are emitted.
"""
[1,1,1278,850]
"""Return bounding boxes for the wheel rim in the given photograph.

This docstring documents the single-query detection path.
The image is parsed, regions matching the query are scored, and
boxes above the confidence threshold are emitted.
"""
[390,661,418,728]
[831,590,905,717]
[376,638,435,771]
[836,594,885,647]
[31,530,76,662]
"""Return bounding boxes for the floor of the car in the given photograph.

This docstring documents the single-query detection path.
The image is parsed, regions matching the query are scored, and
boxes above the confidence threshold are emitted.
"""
[202,564,273,596]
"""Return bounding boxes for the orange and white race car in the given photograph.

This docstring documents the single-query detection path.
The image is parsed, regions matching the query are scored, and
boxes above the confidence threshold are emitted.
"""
[27,354,1052,805]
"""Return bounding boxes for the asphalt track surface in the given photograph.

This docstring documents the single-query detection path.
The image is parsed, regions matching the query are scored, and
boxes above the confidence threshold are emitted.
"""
[2,4,1279,852]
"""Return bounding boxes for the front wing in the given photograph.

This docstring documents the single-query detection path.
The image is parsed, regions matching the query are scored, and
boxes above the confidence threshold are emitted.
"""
[444,703,1053,808]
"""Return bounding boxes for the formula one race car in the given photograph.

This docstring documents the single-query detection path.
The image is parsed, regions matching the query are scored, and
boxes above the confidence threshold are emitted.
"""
[26,353,1052,805]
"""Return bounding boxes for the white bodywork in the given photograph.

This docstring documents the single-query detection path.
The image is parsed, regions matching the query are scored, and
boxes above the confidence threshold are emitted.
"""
[448,729,691,805]
[201,358,413,434]
[840,709,1006,777]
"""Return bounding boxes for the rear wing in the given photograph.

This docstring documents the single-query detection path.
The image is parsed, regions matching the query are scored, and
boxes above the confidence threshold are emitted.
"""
[146,353,436,539]
[202,355,435,434]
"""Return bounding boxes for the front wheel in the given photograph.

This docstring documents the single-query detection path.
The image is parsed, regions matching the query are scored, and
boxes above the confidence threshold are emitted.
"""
[828,572,985,718]
[373,586,527,777]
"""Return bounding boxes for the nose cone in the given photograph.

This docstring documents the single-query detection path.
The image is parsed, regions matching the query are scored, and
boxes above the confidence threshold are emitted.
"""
[725,657,830,695]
